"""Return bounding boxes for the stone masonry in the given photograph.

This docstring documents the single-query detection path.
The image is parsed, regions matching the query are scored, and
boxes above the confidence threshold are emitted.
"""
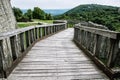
[0,0,17,33]
[0,0,17,79]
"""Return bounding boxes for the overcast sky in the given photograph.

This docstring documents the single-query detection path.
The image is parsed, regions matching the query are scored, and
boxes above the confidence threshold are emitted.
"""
[11,0,120,9]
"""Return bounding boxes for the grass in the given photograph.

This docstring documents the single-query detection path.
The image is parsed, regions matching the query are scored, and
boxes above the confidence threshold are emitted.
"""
[17,22,38,28]
[17,19,53,28]
[32,19,53,23]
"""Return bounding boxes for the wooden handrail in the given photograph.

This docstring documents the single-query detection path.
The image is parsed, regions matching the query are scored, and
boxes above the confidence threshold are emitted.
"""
[74,24,120,79]
[75,26,120,39]
[0,22,67,78]
[0,23,66,39]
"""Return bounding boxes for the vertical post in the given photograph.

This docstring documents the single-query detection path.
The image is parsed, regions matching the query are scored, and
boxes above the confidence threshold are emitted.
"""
[32,29,35,42]
[50,26,52,34]
[46,27,47,35]
[39,27,41,38]
[74,28,76,39]
[35,28,38,40]
[57,25,60,31]
[20,33,25,52]
[40,27,43,38]
[42,27,44,37]
[47,27,49,35]
[47,26,49,35]
[54,26,55,33]
[57,26,58,31]
[93,34,98,56]
[53,26,55,33]
[25,31,29,48]
[30,30,33,44]
[51,26,53,34]
[0,40,4,78]
[44,27,46,36]
[10,36,17,61]
[107,39,119,68]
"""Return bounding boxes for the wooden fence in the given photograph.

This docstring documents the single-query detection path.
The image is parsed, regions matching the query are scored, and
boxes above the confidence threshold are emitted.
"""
[74,24,120,79]
[0,22,67,78]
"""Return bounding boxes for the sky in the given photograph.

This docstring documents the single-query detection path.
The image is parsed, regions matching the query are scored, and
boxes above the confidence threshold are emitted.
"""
[11,0,120,9]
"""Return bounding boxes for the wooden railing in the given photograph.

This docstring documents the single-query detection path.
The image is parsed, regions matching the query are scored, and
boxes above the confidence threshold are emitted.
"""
[74,24,120,79]
[0,22,67,78]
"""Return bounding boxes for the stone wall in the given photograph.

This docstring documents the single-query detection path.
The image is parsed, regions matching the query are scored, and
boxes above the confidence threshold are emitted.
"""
[0,0,17,33]
[0,0,17,78]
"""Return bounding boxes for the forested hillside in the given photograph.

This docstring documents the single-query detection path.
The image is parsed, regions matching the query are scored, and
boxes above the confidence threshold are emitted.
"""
[54,4,120,31]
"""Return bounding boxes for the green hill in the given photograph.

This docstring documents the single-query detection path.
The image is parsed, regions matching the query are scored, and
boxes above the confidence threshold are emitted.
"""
[54,4,120,31]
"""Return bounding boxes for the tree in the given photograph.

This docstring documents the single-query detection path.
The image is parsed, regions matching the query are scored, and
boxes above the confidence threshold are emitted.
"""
[46,14,53,20]
[12,7,23,21]
[19,15,29,22]
[25,9,33,19]
[32,7,45,19]
[24,9,33,21]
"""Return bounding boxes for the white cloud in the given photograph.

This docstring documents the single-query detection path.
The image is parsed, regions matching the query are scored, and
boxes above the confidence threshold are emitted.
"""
[11,0,120,9]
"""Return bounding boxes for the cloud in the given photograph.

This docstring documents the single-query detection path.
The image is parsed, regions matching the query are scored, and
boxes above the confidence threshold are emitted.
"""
[11,0,120,9]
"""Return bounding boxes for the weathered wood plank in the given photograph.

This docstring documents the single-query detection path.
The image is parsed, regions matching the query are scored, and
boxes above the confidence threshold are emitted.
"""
[8,28,108,80]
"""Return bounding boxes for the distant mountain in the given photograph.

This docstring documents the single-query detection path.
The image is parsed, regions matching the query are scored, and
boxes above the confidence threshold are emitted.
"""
[44,9,69,16]
[22,9,27,13]
[21,9,69,16]
[55,4,120,31]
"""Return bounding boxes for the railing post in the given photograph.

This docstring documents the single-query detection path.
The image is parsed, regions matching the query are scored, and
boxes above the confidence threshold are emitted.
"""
[25,31,30,48]
[74,28,78,41]
[53,26,55,33]
[44,27,47,36]
[32,29,35,42]
[47,27,49,35]
[55,26,57,32]
[42,27,44,37]
[58,25,59,31]
[107,39,119,68]
[50,26,52,34]
[35,28,38,40]
[93,34,98,55]
[46,27,48,35]
[51,26,53,33]
[74,28,76,39]
[57,26,59,31]
[29,30,32,44]
[20,33,25,52]
[39,27,41,38]
[10,36,17,61]
[45,27,47,35]
[40,27,43,38]
[0,40,4,78]
[78,29,81,42]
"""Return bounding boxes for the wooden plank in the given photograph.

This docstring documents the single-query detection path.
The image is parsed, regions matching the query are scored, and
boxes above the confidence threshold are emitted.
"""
[7,28,108,80]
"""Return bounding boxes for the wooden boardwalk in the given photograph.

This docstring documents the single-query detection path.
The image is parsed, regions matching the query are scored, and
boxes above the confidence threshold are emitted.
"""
[8,28,109,80]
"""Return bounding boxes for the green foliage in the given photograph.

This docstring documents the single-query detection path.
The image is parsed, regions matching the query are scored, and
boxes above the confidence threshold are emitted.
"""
[13,7,23,21]
[46,14,53,20]
[54,4,120,31]
[24,9,33,20]
[32,7,45,19]
[13,7,31,22]
[13,7,53,22]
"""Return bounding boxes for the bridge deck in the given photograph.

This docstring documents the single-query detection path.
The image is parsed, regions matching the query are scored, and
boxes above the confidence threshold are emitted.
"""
[8,28,109,80]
